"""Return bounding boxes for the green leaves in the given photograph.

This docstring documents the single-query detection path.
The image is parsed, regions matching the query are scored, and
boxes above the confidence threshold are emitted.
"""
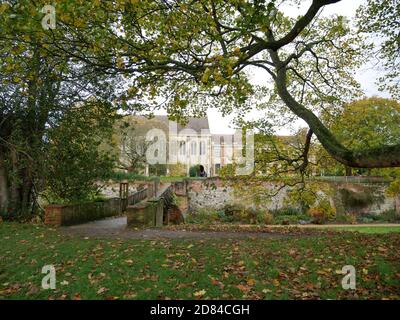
[356,0,400,99]
[331,97,400,152]
[44,100,118,203]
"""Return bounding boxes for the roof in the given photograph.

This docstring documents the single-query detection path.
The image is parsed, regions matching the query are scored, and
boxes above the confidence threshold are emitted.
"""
[153,115,210,132]
[212,134,234,144]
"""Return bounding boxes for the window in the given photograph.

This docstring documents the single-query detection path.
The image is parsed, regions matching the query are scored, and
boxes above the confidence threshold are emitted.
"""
[214,146,221,157]
[190,141,197,155]
[179,141,186,155]
[215,164,221,174]
[199,141,206,155]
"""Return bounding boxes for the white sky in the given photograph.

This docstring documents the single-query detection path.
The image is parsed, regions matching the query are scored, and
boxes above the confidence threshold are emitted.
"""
[159,0,390,134]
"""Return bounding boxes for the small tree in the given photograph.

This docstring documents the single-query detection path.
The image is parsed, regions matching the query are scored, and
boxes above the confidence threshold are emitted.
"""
[44,101,117,203]
[114,116,168,174]
[168,163,187,177]
[189,165,201,177]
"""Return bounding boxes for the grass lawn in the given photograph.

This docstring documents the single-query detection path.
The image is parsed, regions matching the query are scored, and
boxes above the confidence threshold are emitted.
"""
[327,226,400,234]
[0,222,399,300]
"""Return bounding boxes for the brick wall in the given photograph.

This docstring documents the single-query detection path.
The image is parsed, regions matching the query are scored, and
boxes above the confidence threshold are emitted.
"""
[44,198,121,227]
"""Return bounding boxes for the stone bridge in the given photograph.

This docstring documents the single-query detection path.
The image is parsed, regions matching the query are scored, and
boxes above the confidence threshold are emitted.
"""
[126,182,178,228]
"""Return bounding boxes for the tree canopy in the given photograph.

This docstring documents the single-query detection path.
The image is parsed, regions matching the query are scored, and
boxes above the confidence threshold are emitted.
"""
[331,97,400,151]
[1,0,400,218]
[29,0,397,168]
[357,0,400,99]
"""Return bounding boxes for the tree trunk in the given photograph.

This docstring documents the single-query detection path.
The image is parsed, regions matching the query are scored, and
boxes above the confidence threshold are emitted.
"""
[345,166,352,177]
[0,151,8,214]
[269,49,400,168]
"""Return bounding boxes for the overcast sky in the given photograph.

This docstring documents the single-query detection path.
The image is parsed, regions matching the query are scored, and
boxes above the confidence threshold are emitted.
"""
[161,0,389,134]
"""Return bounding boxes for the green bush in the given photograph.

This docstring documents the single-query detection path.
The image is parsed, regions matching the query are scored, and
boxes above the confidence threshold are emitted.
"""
[346,210,400,223]
[186,205,275,225]
[273,214,311,225]
[339,188,376,209]
[377,209,400,222]
[308,199,336,224]
[271,207,303,216]
[189,165,201,177]
[168,163,187,177]
[336,214,357,224]
[255,210,274,225]
[149,164,167,176]
[382,210,400,222]
[185,209,220,224]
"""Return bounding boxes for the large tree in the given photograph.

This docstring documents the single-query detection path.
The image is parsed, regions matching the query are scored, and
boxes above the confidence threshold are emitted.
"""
[0,1,121,217]
[41,0,400,168]
[2,0,400,218]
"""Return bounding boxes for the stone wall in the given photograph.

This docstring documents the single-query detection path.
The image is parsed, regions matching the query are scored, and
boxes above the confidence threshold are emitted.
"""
[180,178,399,216]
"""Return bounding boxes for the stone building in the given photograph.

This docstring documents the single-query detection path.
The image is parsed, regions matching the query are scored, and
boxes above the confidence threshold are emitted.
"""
[118,115,238,177]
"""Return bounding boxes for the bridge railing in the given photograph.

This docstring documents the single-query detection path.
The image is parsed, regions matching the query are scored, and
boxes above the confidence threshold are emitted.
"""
[126,184,173,228]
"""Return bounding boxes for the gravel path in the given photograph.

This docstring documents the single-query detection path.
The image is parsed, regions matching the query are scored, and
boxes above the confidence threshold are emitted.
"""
[60,216,288,239]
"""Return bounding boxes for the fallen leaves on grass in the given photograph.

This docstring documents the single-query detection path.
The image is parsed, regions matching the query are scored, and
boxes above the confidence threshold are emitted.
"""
[193,289,206,298]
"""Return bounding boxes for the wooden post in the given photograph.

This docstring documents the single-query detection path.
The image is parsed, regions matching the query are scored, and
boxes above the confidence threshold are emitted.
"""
[155,198,164,227]
[119,182,129,212]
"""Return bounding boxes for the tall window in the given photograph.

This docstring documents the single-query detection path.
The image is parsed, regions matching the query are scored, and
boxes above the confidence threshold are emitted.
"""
[214,146,221,157]
[190,141,197,155]
[199,141,206,155]
[179,141,186,155]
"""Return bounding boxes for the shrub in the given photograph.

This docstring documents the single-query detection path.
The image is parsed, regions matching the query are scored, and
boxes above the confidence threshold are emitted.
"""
[217,210,235,223]
[224,204,255,223]
[255,210,274,225]
[189,165,201,177]
[223,204,244,216]
[149,164,167,176]
[339,188,377,209]
[185,209,219,224]
[353,210,400,223]
[168,163,187,177]
[219,163,236,177]
[308,199,336,224]
[271,207,303,216]
[380,209,400,222]
[336,214,357,224]
[273,214,311,225]
[387,178,400,197]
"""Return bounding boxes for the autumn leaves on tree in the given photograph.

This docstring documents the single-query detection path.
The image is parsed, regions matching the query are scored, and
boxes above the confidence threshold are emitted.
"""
[1,0,399,217]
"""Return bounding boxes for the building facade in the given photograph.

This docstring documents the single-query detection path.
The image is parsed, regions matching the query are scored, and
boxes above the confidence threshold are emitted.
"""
[119,115,237,177]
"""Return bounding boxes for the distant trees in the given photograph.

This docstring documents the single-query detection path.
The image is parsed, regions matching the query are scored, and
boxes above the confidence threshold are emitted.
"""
[330,97,400,152]
[113,116,168,174]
